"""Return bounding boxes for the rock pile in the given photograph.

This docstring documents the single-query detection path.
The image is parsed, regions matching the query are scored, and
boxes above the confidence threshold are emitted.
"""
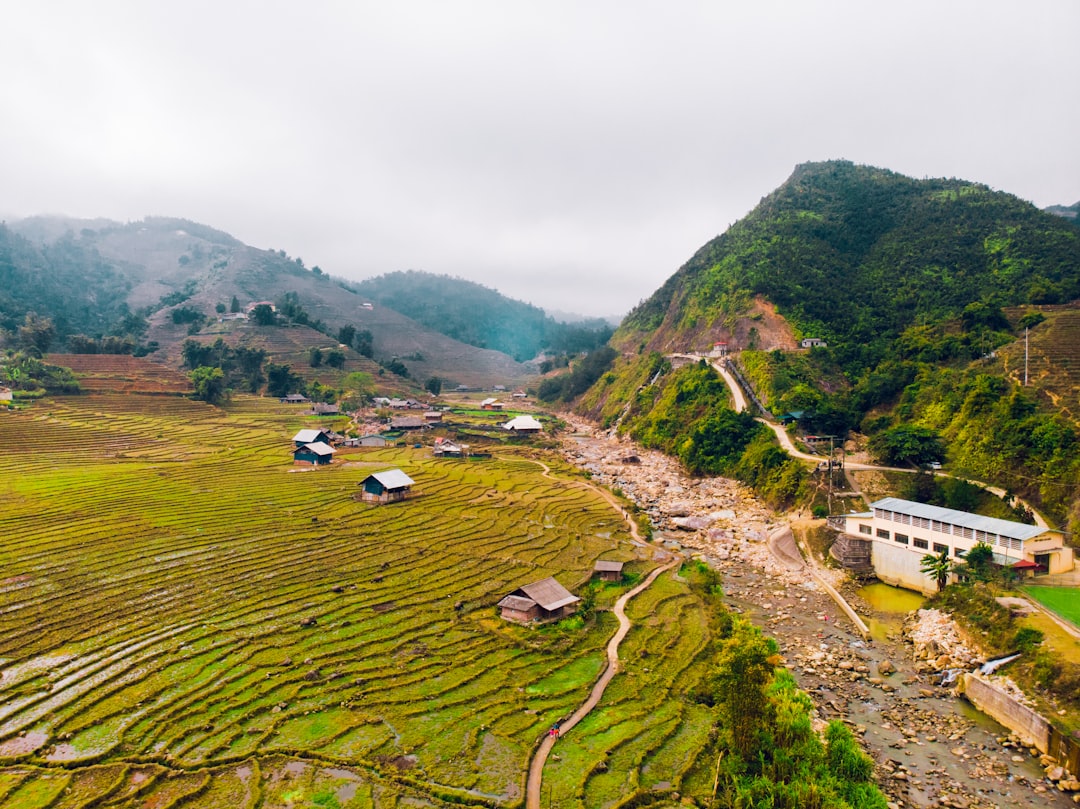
[904,609,982,672]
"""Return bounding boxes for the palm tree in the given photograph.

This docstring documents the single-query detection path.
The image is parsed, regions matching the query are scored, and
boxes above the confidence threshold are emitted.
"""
[920,550,953,592]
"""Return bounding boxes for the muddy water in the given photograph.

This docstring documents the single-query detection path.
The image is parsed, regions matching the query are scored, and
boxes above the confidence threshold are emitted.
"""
[858,582,926,642]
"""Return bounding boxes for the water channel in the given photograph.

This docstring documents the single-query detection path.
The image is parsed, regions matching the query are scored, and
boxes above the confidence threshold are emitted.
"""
[856,580,927,642]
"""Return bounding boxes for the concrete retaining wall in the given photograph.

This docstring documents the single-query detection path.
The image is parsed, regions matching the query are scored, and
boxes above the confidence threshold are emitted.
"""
[870,541,938,595]
[958,673,1051,752]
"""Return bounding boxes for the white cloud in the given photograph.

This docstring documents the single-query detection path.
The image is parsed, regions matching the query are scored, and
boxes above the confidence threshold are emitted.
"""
[2,0,1077,315]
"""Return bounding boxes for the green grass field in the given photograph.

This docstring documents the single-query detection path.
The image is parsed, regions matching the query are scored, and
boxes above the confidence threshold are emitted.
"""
[1023,586,1080,629]
[0,393,692,807]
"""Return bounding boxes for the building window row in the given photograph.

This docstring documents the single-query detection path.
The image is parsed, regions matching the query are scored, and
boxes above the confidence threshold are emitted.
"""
[872,508,1022,552]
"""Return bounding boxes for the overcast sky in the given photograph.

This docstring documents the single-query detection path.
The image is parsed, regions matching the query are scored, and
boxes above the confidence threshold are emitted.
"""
[2,1,1077,317]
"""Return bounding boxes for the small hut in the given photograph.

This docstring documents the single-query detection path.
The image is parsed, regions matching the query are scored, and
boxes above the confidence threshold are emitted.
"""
[503,415,543,433]
[593,560,624,582]
[360,469,416,503]
[498,577,579,623]
[293,441,335,465]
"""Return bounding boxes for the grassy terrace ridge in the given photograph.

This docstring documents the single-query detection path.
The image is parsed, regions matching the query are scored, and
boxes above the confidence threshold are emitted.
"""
[0,392,685,808]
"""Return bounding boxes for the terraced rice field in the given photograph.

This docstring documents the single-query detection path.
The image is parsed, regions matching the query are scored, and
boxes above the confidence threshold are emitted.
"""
[0,393,658,807]
[540,570,716,806]
[1000,306,1080,421]
[46,355,194,395]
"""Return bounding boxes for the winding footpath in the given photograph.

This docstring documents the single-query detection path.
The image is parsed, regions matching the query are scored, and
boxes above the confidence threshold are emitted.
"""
[673,353,1050,528]
[524,557,680,809]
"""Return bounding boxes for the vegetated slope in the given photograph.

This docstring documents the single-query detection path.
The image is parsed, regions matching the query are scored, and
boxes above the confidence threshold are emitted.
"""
[0,223,137,339]
[352,269,614,361]
[581,161,1080,527]
[618,160,1079,368]
[7,217,533,387]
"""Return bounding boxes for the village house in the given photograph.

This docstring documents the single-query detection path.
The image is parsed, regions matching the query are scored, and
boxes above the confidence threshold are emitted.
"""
[800,337,827,348]
[292,428,331,448]
[829,497,1075,594]
[498,577,579,623]
[708,341,729,357]
[310,402,340,416]
[360,469,416,503]
[355,434,389,447]
[503,415,543,433]
[432,437,464,457]
[390,416,427,430]
[280,393,310,404]
[244,300,276,314]
[423,411,443,422]
[480,397,505,410]
[0,386,12,402]
[293,441,335,465]
[512,391,528,399]
[593,560,624,582]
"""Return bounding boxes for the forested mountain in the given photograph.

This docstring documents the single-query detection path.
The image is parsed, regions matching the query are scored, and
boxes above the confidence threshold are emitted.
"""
[574,161,1080,529]
[2,217,531,387]
[351,270,614,361]
[0,223,140,339]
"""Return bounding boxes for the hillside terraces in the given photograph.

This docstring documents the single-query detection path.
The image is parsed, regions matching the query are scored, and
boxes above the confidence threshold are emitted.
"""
[162,323,417,395]
[46,354,194,394]
[1001,306,1080,422]
[0,393,661,805]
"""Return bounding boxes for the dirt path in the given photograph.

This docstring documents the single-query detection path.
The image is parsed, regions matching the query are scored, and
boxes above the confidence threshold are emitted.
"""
[693,352,1052,528]
[520,454,652,549]
[525,557,680,809]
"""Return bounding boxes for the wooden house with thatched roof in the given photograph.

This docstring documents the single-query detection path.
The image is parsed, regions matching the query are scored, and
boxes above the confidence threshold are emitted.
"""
[592,560,624,582]
[498,577,579,623]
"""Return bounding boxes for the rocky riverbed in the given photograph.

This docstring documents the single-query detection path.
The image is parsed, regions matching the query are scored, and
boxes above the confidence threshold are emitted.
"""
[561,419,1075,808]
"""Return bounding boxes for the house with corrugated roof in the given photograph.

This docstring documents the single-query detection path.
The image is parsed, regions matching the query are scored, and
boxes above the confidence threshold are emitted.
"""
[503,415,543,433]
[498,577,579,623]
[292,429,331,448]
[360,469,416,503]
[293,441,335,465]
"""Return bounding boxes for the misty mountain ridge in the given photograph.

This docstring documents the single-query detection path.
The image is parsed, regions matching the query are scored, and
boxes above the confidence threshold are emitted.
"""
[1,215,532,386]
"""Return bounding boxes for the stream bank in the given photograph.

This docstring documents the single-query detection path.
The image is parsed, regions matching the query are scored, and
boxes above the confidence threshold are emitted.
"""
[561,419,1072,808]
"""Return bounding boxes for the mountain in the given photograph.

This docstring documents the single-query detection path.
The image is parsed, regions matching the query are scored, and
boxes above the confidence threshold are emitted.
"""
[4,216,532,388]
[1045,201,1080,225]
[574,161,1080,527]
[618,161,1079,366]
[351,270,614,361]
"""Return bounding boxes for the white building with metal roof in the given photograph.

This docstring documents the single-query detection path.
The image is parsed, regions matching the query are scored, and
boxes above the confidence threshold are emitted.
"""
[831,497,1073,594]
